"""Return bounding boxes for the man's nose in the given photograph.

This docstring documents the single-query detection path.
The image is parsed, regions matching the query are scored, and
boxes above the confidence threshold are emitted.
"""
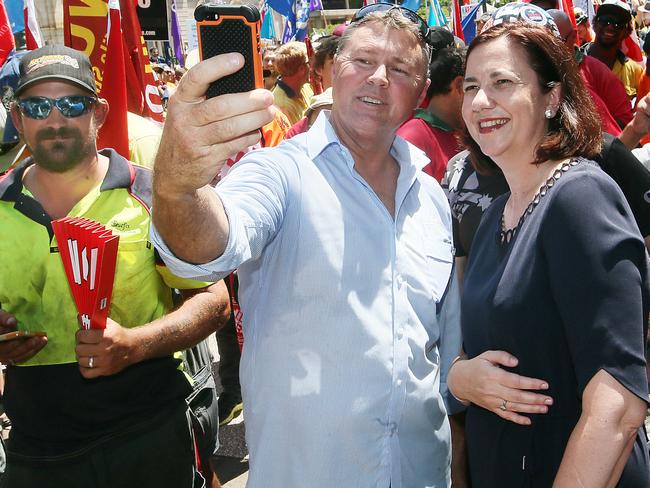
[368,64,388,85]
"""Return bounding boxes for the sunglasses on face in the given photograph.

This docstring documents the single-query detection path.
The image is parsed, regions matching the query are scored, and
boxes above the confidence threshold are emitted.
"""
[595,16,628,30]
[351,2,429,39]
[16,95,97,120]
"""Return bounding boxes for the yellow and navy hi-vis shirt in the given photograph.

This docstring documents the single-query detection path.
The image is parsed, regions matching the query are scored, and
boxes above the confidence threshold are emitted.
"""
[0,149,205,458]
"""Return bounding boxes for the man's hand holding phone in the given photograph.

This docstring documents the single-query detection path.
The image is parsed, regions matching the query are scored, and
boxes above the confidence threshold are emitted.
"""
[154,53,274,197]
[0,309,47,365]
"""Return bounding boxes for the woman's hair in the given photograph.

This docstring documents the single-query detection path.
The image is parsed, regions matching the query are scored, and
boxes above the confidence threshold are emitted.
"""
[462,22,602,174]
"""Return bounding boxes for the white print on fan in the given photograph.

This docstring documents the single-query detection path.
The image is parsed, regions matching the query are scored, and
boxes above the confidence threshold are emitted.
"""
[67,238,98,291]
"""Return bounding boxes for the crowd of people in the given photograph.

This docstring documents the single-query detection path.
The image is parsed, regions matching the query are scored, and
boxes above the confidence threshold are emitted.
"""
[0,1,649,487]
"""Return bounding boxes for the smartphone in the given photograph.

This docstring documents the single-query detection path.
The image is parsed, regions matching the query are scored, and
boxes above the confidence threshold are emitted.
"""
[0,331,46,342]
[194,4,264,99]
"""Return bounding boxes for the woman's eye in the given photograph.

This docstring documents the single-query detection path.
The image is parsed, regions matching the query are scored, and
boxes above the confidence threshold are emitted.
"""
[463,84,479,93]
[495,79,513,87]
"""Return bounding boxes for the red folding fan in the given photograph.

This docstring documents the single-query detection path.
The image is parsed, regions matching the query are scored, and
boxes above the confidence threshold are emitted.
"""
[52,217,119,330]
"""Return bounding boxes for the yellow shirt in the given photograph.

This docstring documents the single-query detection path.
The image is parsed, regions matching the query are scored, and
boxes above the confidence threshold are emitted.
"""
[613,57,644,98]
[272,81,313,125]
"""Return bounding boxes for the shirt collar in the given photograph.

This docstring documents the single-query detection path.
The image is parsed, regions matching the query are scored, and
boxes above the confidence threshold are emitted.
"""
[304,110,429,174]
[276,78,297,98]
[413,109,454,132]
[0,148,132,202]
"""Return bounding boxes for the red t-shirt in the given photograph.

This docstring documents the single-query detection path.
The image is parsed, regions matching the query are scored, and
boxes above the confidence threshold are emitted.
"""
[397,114,460,182]
[580,55,632,127]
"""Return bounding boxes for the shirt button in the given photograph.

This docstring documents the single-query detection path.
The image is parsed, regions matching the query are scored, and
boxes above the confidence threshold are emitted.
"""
[396,379,403,387]
[397,327,404,339]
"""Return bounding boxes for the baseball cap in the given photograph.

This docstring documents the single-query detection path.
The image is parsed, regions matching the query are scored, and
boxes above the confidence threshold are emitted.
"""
[483,2,561,37]
[15,45,97,97]
[426,26,455,51]
[573,7,588,24]
[596,0,632,21]
[306,87,333,116]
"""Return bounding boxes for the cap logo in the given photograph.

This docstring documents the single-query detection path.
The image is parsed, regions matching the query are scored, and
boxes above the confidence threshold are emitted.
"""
[26,55,80,75]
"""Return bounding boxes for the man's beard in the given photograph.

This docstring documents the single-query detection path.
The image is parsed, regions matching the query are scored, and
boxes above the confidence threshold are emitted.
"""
[30,126,95,173]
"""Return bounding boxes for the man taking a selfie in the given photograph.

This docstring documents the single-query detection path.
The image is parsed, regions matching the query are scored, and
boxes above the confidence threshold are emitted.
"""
[152,8,462,488]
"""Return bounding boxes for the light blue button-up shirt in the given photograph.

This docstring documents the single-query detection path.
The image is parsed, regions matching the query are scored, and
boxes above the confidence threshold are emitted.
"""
[152,113,461,488]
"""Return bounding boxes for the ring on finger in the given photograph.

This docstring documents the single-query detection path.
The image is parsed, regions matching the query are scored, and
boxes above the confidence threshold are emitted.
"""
[499,399,508,411]
[88,356,94,369]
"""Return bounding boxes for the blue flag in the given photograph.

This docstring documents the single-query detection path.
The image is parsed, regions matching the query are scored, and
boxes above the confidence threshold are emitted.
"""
[261,1,277,40]
[401,0,421,13]
[428,0,447,27]
[267,0,294,18]
[460,0,485,44]
[280,0,323,43]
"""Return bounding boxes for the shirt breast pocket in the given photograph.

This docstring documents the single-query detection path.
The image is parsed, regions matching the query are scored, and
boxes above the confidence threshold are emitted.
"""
[415,225,454,303]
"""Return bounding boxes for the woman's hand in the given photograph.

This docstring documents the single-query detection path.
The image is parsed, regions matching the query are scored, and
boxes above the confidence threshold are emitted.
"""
[448,350,554,425]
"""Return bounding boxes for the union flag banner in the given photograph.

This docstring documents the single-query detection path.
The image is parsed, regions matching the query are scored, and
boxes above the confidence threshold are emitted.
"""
[119,0,164,121]
[63,0,129,158]
[23,0,43,50]
[0,1,15,67]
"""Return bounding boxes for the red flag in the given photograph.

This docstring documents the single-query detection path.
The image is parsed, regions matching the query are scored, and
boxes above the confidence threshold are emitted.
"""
[0,1,15,67]
[23,0,43,50]
[63,0,129,158]
[98,0,129,157]
[119,0,164,122]
[452,0,465,41]
[622,30,644,63]
[559,0,578,28]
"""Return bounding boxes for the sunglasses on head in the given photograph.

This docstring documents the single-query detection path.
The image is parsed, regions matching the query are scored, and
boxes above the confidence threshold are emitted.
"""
[351,2,429,39]
[16,95,97,120]
[595,15,628,30]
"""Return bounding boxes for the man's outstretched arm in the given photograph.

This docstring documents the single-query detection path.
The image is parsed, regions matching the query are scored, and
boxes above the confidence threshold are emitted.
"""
[153,53,274,264]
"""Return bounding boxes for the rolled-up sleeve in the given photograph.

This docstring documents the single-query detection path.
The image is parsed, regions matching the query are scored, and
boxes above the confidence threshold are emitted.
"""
[151,151,293,282]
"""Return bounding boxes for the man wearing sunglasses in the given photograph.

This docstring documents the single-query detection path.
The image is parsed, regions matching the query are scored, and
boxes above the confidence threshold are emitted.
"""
[152,6,461,488]
[0,45,230,488]
[582,0,644,98]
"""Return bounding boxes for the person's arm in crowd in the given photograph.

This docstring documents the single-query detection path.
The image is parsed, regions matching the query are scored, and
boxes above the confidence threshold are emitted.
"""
[74,280,230,379]
[619,92,650,149]
[152,53,274,264]
[552,370,646,488]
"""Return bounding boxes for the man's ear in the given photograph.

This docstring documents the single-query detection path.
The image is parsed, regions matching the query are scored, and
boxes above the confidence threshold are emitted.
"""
[417,78,431,107]
[10,104,23,135]
[451,75,464,96]
[92,98,109,129]
[331,54,340,79]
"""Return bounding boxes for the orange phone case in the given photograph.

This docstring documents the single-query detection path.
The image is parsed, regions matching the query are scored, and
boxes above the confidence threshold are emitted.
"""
[195,4,263,98]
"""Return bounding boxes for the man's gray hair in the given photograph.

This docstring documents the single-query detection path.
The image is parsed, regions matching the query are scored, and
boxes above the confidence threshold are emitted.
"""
[337,10,431,79]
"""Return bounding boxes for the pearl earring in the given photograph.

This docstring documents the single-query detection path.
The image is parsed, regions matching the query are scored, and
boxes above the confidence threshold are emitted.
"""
[545,108,554,119]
